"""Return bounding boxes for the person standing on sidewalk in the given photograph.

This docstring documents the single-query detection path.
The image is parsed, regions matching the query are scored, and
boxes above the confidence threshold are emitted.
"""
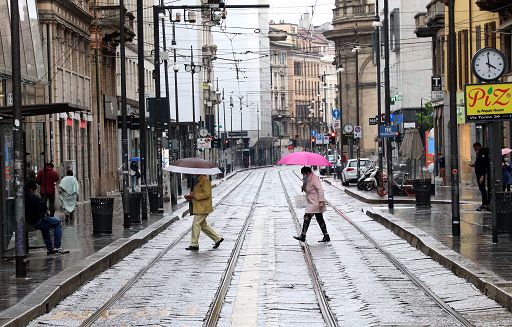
[184,175,223,251]
[437,152,446,185]
[294,166,330,243]
[25,179,67,255]
[58,170,80,221]
[502,154,512,192]
[470,142,490,211]
[36,162,60,217]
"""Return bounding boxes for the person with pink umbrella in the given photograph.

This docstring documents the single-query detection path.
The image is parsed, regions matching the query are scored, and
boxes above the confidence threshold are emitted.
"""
[293,166,330,243]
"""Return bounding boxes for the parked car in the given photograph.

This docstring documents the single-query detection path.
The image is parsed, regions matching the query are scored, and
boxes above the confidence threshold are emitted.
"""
[320,154,339,175]
[341,158,370,186]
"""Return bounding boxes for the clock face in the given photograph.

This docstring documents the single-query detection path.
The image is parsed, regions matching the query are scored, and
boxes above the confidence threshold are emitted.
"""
[198,128,208,137]
[472,48,507,82]
[343,123,354,134]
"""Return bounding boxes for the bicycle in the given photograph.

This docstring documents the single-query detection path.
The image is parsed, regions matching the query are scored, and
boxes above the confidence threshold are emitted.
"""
[377,171,415,197]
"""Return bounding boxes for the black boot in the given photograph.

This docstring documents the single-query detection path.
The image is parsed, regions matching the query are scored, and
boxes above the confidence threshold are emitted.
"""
[293,234,306,242]
[318,234,330,242]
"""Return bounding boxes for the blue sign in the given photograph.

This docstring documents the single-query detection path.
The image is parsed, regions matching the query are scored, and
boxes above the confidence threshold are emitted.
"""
[390,113,395,122]
[311,130,317,137]
[332,109,340,120]
[379,125,398,138]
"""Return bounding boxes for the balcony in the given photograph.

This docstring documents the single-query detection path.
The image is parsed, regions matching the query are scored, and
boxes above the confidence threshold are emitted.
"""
[414,13,436,38]
[95,5,135,44]
[425,0,445,28]
[476,0,510,12]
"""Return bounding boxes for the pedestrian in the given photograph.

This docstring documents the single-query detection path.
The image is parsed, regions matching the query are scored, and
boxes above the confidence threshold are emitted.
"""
[437,152,446,185]
[294,166,331,242]
[36,162,60,217]
[58,170,80,221]
[184,174,223,251]
[502,155,512,192]
[130,161,141,192]
[25,179,67,255]
[469,142,490,211]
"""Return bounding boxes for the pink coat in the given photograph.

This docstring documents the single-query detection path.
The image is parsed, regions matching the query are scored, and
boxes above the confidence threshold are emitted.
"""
[303,173,326,214]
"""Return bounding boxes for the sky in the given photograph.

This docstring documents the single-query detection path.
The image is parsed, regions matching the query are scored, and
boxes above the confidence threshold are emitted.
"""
[266,0,334,26]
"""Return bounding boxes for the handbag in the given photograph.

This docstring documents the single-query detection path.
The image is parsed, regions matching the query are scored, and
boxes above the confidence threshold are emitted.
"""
[294,194,308,208]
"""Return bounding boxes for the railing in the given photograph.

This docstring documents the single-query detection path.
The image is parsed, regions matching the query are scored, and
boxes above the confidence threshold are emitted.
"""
[333,4,375,20]
[97,6,135,33]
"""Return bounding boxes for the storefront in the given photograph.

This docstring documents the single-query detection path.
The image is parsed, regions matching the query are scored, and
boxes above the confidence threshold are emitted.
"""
[0,103,89,259]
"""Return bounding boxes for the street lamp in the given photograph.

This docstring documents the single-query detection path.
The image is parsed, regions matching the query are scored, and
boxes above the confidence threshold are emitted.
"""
[373,2,384,191]
[352,42,361,180]
[184,47,202,156]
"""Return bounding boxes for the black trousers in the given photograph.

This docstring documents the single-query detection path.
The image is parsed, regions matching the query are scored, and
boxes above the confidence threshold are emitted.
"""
[477,175,488,206]
[301,213,328,236]
[41,194,56,216]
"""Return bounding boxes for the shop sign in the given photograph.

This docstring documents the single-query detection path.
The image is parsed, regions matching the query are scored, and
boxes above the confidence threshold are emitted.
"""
[465,83,512,122]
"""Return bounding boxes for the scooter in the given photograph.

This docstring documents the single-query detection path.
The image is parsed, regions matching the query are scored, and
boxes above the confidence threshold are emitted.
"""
[363,166,381,191]
[357,165,376,190]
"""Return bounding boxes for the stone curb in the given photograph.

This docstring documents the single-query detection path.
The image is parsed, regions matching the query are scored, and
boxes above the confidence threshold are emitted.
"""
[365,209,512,313]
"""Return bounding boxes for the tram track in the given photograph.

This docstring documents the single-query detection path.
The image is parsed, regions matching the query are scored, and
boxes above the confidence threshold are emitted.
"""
[278,169,339,327]
[288,169,474,327]
[203,171,267,327]
[80,171,259,327]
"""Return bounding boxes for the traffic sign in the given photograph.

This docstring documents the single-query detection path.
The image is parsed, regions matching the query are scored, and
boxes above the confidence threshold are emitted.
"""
[333,120,341,129]
[379,125,398,138]
[323,135,329,144]
[354,126,362,139]
[311,130,317,137]
[332,109,340,120]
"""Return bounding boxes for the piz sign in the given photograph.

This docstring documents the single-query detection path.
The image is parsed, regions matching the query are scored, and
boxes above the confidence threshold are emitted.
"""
[465,83,512,122]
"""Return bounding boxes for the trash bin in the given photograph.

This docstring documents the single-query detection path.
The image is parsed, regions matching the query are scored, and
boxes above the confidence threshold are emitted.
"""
[496,192,512,233]
[413,179,431,207]
[147,185,159,213]
[129,192,142,223]
[91,197,114,234]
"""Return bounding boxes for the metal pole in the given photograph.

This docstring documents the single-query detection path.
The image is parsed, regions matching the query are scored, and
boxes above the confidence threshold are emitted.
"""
[172,22,181,196]
[191,46,197,157]
[355,49,361,180]
[448,0,460,236]
[94,0,102,191]
[11,0,26,277]
[375,0,383,180]
[120,0,130,228]
[230,95,233,170]
[162,17,173,205]
[153,7,164,213]
[337,53,343,165]
[240,97,243,168]
[46,24,54,162]
[223,89,227,174]
[137,0,148,219]
[384,0,394,210]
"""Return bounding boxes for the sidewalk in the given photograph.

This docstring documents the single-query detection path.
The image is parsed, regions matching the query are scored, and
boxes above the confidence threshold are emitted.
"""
[325,177,512,310]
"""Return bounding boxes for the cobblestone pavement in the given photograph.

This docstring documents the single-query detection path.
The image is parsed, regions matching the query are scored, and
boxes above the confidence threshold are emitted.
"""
[27,167,512,326]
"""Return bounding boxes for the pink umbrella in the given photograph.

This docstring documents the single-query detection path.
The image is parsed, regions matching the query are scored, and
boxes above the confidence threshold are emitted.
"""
[277,152,332,166]
[502,148,512,156]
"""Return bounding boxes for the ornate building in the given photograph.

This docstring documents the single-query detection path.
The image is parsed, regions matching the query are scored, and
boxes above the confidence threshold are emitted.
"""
[324,0,377,157]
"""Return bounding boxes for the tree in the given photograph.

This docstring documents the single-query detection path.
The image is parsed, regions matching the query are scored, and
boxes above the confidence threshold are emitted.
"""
[416,101,433,131]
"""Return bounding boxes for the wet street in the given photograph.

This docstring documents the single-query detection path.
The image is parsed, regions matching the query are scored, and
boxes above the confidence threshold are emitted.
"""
[27,167,512,326]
